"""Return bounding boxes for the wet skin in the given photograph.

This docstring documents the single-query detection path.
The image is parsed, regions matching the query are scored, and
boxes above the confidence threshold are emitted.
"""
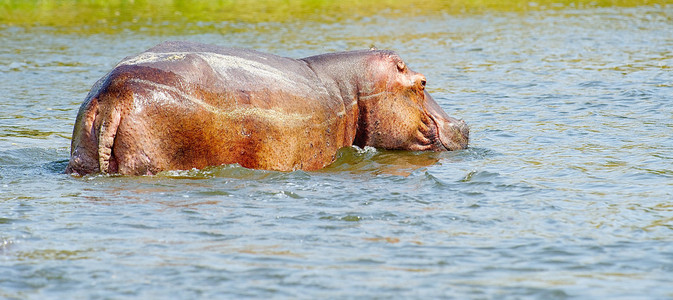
[66,41,469,175]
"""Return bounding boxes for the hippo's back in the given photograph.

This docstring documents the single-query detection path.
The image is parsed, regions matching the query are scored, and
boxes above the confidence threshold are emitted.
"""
[114,41,327,105]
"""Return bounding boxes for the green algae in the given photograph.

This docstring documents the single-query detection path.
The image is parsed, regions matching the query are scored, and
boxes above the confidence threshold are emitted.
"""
[1,0,671,34]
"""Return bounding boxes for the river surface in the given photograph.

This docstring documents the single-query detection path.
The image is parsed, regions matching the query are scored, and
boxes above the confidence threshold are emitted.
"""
[1,4,673,299]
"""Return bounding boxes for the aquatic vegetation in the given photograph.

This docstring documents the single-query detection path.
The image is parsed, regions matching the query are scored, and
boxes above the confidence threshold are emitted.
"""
[1,0,670,33]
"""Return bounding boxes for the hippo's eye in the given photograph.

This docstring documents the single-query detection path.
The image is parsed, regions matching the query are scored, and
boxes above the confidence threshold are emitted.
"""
[397,61,406,72]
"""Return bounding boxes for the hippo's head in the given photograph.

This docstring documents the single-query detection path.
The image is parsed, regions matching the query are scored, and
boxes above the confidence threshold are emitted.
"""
[354,51,469,151]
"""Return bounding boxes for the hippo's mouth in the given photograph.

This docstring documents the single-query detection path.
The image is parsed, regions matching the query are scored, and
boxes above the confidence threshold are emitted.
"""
[426,109,469,151]
[422,91,469,151]
[434,115,469,151]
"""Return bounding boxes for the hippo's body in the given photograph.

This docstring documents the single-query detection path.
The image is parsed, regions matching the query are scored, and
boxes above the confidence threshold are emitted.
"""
[66,41,468,176]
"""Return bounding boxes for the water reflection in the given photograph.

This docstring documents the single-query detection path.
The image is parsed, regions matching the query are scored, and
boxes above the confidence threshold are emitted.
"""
[322,146,443,176]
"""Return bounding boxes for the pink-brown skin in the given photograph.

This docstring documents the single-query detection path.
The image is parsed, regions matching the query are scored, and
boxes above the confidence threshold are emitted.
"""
[66,41,468,176]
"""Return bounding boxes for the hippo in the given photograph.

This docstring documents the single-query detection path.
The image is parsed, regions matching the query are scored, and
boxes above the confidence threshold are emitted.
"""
[65,41,468,176]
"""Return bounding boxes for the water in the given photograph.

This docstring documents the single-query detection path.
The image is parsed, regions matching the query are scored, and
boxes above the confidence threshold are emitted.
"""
[2,4,673,299]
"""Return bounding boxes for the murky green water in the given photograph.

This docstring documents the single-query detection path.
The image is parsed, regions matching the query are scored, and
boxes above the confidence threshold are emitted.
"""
[2,4,673,299]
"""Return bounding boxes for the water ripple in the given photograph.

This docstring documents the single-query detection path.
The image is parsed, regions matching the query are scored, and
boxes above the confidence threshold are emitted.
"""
[2,5,673,299]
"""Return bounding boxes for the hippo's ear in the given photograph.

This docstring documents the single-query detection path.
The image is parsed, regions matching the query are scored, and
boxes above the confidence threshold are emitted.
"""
[369,44,378,50]
[397,61,406,72]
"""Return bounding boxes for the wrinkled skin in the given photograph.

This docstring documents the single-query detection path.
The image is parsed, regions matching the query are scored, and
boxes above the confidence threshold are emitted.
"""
[66,41,468,176]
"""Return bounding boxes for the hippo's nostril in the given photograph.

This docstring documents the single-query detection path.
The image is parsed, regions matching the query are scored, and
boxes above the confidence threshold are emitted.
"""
[421,79,426,87]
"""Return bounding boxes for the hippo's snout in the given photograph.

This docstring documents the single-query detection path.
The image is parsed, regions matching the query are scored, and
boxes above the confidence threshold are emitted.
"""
[447,118,470,150]
[436,116,469,151]
[423,91,469,151]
